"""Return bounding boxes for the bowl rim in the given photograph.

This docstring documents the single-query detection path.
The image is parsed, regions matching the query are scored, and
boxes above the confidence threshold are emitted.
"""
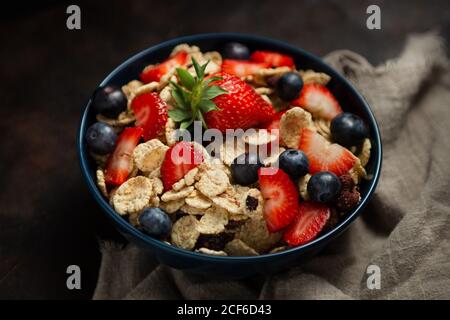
[77,32,382,262]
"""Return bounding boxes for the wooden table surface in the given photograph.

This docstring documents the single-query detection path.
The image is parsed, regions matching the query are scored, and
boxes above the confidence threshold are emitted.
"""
[0,0,448,299]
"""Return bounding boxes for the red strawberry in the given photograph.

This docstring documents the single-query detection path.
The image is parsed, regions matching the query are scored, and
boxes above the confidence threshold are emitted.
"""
[160,141,204,191]
[131,92,168,141]
[250,50,295,68]
[299,128,356,176]
[205,72,276,132]
[258,167,300,232]
[291,84,343,121]
[260,110,287,145]
[104,127,143,186]
[221,59,269,78]
[140,51,188,83]
[283,201,330,246]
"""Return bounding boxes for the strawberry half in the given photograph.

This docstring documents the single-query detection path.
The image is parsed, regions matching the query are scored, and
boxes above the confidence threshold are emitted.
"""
[205,72,276,132]
[283,201,331,246]
[299,128,356,176]
[258,167,300,232]
[250,50,295,68]
[160,141,205,191]
[104,127,143,186]
[291,84,343,121]
[221,59,269,78]
[140,51,188,83]
[131,92,168,141]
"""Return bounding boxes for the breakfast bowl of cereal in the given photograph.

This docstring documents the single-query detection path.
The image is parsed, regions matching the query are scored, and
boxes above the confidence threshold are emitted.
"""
[78,33,382,277]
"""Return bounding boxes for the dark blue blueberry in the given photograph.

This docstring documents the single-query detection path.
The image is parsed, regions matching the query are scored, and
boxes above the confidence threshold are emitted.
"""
[92,85,127,118]
[276,72,303,101]
[331,112,369,147]
[278,149,309,179]
[139,208,172,238]
[307,171,341,203]
[85,122,117,155]
[231,152,263,186]
[222,42,250,60]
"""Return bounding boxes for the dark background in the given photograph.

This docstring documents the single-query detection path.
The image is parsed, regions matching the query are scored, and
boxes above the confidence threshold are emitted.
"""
[0,0,449,299]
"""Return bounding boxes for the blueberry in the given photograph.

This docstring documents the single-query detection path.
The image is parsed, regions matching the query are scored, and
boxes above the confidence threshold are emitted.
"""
[331,112,369,147]
[139,208,172,238]
[307,171,341,203]
[276,72,303,101]
[92,85,127,118]
[231,152,263,186]
[85,122,117,155]
[222,42,250,60]
[278,149,309,179]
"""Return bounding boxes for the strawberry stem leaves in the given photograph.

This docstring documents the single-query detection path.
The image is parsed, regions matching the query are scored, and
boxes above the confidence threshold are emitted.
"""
[169,58,228,129]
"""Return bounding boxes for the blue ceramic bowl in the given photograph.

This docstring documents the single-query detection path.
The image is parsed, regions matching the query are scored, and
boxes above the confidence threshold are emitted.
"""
[78,33,382,278]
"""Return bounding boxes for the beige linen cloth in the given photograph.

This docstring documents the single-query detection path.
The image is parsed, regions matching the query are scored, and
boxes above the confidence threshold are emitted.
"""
[94,32,450,300]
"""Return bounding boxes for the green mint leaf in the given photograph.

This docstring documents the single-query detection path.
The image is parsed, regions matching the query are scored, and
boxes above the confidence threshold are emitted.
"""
[202,85,228,100]
[176,68,195,90]
[168,109,191,122]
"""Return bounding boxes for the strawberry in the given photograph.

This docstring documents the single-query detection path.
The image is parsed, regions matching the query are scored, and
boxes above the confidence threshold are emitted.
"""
[260,110,287,145]
[205,72,276,132]
[258,167,300,233]
[283,201,331,246]
[140,51,188,83]
[160,141,204,191]
[221,59,270,78]
[291,84,343,121]
[250,50,295,68]
[104,127,143,186]
[131,92,168,141]
[299,128,357,176]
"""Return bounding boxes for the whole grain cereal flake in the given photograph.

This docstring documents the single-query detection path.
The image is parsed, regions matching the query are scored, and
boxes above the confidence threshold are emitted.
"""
[196,168,230,198]
[180,204,205,215]
[224,239,259,256]
[185,190,212,209]
[196,209,229,234]
[280,107,314,149]
[235,215,282,253]
[195,247,228,256]
[112,176,154,215]
[96,168,108,197]
[133,139,169,173]
[160,198,185,214]
[161,186,194,202]
[171,215,200,250]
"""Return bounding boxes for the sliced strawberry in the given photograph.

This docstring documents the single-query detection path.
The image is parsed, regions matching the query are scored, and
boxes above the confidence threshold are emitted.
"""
[206,72,276,132]
[283,201,331,246]
[291,84,343,121]
[160,141,205,191]
[299,128,356,176]
[131,92,168,141]
[104,127,143,186]
[221,59,270,78]
[140,51,188,83]
[258,167,300,232]
[260,110,287,145]
[250,50,295,68]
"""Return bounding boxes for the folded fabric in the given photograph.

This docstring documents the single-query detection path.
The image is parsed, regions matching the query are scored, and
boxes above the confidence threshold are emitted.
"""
[94,31,450,300]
